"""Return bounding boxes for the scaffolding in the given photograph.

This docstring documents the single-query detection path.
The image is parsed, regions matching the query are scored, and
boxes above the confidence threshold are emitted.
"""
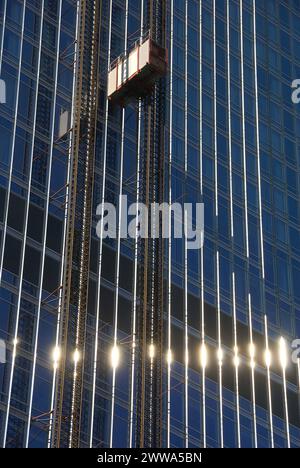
[51,0,167,449]
[52,0,101,448]
[135,0,167,448]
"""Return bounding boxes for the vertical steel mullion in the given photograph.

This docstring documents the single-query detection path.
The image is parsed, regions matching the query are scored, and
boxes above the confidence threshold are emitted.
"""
[48,0,80,448]
[252,0,265,283]
[232,274,241,447]
[264,315,274,447]
[216,251,223,448]
[200,248,206,448]
[253,0,273,448]
[25,0,63,448]
[183,0,189,448]
[128,99,141,447]
[128,1,144,448]
[149,187,155,445]
[298,358,300,396]
[248,294,258,446]
[226,1,234,242]
[282,364,291,447]
[212,0,218,220]
[184,209,189,448]
[0,0,27,286]
[199,0,203,198]
[109,0,129,448]
[280,337,291,448]
[297,357,300,433]
[0,0,7,72]
[227,0,241,448]
[2,0,44,448]
[166,0,173,450]
[198,0,206,449]
[212,0,223,448]
[149,87,157,442]
[89,0,113,447]
[239,4,250,260]
[239,0,257,448]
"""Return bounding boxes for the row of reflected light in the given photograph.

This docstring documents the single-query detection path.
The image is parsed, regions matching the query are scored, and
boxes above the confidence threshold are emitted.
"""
[39,336,292,372]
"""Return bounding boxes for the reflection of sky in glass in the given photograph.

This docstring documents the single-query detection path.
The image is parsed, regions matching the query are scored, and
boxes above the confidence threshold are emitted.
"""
[0,0,299,449]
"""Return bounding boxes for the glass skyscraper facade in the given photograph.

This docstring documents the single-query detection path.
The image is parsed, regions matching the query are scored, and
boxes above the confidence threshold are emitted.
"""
[0,0,300,449]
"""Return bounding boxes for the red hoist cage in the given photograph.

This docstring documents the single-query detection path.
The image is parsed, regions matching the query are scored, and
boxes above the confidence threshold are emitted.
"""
[107,32,168,106]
